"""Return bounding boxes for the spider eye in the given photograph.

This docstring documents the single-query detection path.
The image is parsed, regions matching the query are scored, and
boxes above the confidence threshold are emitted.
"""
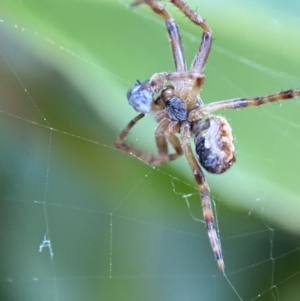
[193,116,236,174]
[127,81,153,114]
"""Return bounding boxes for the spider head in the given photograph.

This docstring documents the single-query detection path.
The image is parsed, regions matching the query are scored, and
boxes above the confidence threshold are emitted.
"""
[127,80,154,114]
[193,116,236,174]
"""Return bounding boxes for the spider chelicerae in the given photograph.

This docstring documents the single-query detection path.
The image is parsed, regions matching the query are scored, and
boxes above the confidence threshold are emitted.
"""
[115,0,300,274]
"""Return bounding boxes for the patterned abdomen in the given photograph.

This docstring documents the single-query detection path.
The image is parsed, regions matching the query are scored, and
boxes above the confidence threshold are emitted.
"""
[194,116,236,174]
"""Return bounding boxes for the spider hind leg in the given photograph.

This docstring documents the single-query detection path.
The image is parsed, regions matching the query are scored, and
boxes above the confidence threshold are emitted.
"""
[181,122,225,274]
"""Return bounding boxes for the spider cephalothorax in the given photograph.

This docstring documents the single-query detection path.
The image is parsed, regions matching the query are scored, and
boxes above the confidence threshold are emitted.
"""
[115,0,300,273]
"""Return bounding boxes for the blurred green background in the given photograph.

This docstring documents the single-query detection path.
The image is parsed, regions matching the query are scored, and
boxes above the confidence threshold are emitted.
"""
[0,0,300,300]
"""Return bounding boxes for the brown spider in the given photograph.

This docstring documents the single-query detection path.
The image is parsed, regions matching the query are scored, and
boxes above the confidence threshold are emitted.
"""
[115,0,300,274]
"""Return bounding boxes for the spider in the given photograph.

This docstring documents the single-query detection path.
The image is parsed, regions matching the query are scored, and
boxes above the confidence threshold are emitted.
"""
[115,0,300,274]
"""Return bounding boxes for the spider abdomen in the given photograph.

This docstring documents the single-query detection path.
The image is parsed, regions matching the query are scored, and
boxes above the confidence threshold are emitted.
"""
[193,116,236,174]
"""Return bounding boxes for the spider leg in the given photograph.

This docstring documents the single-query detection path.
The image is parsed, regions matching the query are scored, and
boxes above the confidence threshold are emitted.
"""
[180,122,225,274]
[115,113,183,165]
[140,71,204,90]
[168,0,212,72]
[155,116,183,161]
[188,89,300,122]
[131,0,186,71]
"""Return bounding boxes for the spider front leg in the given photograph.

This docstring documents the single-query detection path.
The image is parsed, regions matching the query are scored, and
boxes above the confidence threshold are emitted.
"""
[180,122,225,274]
[131,0,186,71]
[188,89,300,121]
[140,71,204,91]
[115,113,183,166]
[167,0,213,72]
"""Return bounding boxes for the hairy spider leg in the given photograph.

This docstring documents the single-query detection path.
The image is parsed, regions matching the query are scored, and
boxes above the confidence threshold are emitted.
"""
[115,113,183,166]
[139,71,203,88]
[181,122,225,274]
[131,0,186,71]
[167,0,212,72]
[188,90,300,121]
[131,0,210,103]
